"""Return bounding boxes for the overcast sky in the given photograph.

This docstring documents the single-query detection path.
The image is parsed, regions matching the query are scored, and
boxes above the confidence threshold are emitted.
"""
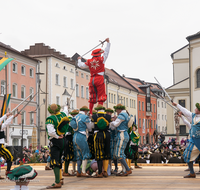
[1,0,200,88]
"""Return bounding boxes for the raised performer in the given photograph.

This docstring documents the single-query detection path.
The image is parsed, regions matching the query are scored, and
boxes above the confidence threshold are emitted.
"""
[92,104,112,177]
[172,102,200,178]
[45,104,69,189]
[77,38,111,115]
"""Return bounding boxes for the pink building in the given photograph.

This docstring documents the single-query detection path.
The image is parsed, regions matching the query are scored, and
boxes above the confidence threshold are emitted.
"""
[0,42,38,147]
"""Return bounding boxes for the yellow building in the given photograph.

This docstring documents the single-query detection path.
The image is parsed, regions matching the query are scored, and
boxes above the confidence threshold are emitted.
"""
[105,68,137,117]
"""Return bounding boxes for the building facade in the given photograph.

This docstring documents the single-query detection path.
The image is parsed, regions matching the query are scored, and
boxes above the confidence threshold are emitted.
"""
[0,42,38,147]
[22,43,76,146]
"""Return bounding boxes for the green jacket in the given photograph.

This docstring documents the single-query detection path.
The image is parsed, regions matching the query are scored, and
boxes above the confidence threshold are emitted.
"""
[45,112,69,139]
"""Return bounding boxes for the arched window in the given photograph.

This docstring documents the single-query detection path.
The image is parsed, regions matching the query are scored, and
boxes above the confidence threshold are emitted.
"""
[197,69,200,88]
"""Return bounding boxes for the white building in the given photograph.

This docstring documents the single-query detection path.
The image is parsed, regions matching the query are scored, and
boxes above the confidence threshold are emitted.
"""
[166,31,200,141]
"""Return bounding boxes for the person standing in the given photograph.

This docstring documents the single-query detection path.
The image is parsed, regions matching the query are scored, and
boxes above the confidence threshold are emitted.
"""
[110,104,132,176]
[77,38,111,115]
[126,124,142,169]
[0,112,18,178]
[45,104,69,189]
[172,102,200,178]
[91,104,112,177]
[105,108,118,174]
[70,106,92,177]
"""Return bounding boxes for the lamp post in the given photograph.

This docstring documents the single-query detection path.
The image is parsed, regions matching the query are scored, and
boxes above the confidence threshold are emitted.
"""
[35,61,48,148]
[19,116,24,165]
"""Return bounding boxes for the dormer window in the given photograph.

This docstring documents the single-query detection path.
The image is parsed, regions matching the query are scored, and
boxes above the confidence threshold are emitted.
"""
[63,66,67,71]
[55,63,60,68]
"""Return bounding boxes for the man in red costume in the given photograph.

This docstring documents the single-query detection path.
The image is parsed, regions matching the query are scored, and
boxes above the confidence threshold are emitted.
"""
[78,38,110,115]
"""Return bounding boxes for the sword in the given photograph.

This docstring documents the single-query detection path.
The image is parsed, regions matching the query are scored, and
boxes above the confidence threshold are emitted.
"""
[17,92,38,114]
[154,93,178,111]
[10,93,34,113]
[154,77,173,103]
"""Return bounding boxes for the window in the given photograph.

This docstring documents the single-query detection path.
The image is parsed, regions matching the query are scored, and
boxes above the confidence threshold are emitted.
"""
[126,98,128,107]
[133,100,135,108]
[63,77,67,87]
[63,66,67,70]
[76,84,79,97]
[109,93,111,102]
[123,97,125,106]
[139,101,141,111]
[158,114,160,120]
[130,99,132,108]
[158,101,159,107]
[13,110,17,124]
[71,79,74,89]
[55,63,59,68]
[165,103,166,108]
[161,102,163,108]
[30,112,34,125]
[55,74,59,85]
[13,138,19,146]
[76,71,79,76]
[165,115,167,120]
[70,68,74,73]
[158,126,160,132]
[151,120,153,129]
[56,96,60,105]
[86,87,89,99]
[81,86,84,98]
[71,100,74,109]
[180,125,186,134]
[13,63,17,73]
[142,102,144,111]
[111,94,113,103]
[21,65,25,75]
[1,80,5,95]
[81,73,84,78]
[197,69,200,88]
[21,85,25,98]
[154,104,155,113]
[22,111,26,125]
[114,94,116,104]
[162,115,164,120]
[139,119,141,128]
[86,75,89,80]
[154,120,156,129]
[30,88,34,101]
[30,68,33,77]
[179,100,185,108]
[146,119,147,128]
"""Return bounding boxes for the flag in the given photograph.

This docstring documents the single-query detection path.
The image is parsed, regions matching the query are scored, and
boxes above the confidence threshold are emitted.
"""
[142,118,145,133]
[0,57,13,71]
[134,115,136,125]
[149,120,151,135]
[0,94,11,117]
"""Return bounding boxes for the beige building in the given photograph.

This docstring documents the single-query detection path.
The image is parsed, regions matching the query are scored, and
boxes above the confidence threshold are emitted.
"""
[105,68,137,117]
[166,31,200,141]
[22,43,76,146]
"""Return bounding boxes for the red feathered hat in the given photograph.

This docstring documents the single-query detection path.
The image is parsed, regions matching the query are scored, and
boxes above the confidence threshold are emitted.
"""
[91,48,104,57]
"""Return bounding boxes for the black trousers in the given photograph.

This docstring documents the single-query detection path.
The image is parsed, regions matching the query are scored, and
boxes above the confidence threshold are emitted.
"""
[94,131,111,160]
[50,138,66,169]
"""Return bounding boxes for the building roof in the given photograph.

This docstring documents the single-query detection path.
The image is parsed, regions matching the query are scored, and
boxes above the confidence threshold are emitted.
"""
[186,31,200,41]
[0,42,38,62]
[170,44,189,59]
[124,77,145,94]
[105,68,138,92]
[21,43,75,65]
